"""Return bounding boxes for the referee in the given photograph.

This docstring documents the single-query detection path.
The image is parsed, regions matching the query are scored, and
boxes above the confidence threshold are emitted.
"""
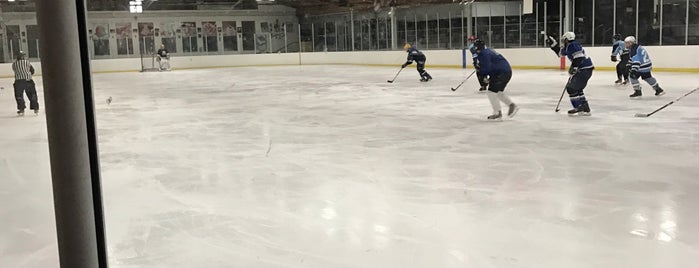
[12,51,39,115]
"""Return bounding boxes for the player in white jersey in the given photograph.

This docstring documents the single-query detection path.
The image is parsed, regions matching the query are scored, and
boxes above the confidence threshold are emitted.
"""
[156,44,171,71]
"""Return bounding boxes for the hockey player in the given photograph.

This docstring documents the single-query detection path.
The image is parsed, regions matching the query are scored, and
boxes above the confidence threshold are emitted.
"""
[11,51,39,116]
[473,40,518,120]
[467,35,488,92]
[156,44,171,71]
[625,36,665,98]
[401,43,432,82]
[545,32,593,116]
[611,34,629,85]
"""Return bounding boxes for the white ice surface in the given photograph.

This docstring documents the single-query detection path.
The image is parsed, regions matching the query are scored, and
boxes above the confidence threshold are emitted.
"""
[1,65,699,268]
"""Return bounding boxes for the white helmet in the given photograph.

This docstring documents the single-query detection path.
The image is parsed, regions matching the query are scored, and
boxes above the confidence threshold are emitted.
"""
[624,36,637,44]
[562,32,576,41]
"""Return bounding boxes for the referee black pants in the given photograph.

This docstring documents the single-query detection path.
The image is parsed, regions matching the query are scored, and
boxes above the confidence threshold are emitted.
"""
[14,79,39,111]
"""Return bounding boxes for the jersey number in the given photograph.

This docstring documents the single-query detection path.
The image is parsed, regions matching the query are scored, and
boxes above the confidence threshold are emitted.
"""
[641,50,650,62]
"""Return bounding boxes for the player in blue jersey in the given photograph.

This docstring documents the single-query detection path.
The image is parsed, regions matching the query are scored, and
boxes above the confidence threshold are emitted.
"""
[473,40,519,120]
[624,36,665,98]
[467,35,488,92]
[546,31,593,116]
[611,34,629,85]
[401,43,432,82]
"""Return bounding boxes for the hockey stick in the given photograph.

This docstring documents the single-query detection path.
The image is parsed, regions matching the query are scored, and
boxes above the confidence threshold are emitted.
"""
[554,75,573,112]
[634,87,699,117]
[451,70,477,92]
[387,67,404,83]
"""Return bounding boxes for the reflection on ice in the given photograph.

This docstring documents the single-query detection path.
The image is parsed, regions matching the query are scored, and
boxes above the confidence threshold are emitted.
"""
[1,65,699,267]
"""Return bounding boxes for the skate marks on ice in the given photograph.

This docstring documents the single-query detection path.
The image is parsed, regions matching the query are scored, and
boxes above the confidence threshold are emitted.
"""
[3,66,694,267]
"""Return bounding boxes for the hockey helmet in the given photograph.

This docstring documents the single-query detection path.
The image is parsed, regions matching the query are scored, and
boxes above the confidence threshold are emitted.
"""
[16,51,26,60]
[467,35,478,43]
[403,43,412,50]
[474,39,486,51]
[624,36,637,44]
[561,32,576,41]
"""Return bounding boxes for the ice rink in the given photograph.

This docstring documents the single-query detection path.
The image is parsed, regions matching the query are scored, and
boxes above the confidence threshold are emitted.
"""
[1,65,699,267]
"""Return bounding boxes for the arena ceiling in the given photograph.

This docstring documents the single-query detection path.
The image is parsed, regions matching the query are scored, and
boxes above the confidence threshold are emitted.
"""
[116,0,469,14]
[273,0,465,15]
[2,0,484,15]
[90,0,473,15]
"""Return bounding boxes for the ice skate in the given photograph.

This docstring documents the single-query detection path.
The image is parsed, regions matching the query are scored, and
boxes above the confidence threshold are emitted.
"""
[568,102,590,116]
[621,80,629,85]
[653,85,665,96]
[507,103,519,118]
[567,107,591,116]
[567,107,579,115]
[487,111,502,120]
[33,109,39,115]
[629,90,642,98]
[478,86,487,93]
[614,79,622,85]
[17,110,24,116]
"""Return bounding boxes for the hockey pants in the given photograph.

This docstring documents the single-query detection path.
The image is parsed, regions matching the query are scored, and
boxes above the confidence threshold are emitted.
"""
[14,79,39,111]
[630,71,658,91]
[616,54,629,81]
[416,61,431,79]
[566,68,593,108]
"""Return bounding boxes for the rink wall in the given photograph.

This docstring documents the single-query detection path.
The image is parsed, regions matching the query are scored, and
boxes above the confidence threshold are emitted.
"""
[296,46,699,72]
[1,46,697,77]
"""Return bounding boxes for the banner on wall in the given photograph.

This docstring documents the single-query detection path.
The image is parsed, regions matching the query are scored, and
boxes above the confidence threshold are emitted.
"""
[93,24,109,40]
[160,23,178,38]
[202,21,217,36]
[255,33,271,53]
[222,21,237,36]
[93,24,110,56]
[139,22,154,37]
[181,22,197,37]
[523,0,533,14]
[115,23,131,39]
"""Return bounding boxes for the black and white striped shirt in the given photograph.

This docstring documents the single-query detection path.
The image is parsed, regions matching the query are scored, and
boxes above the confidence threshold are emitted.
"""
[12,59,34,81]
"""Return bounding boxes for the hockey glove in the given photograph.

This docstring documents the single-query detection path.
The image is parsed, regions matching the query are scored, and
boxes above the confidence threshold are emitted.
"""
[611,55,617,62]
[401,63,407,68]
[629,69,639,79]
[568,67,578,76]
[546,35,561,55]
[545,35,558,48]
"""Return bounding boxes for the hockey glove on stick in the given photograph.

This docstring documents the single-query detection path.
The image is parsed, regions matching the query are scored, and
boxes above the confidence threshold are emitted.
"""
[546,35,561,55]
[629,69,639,79]
[545,35,558,48]
[568,67,578,76]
